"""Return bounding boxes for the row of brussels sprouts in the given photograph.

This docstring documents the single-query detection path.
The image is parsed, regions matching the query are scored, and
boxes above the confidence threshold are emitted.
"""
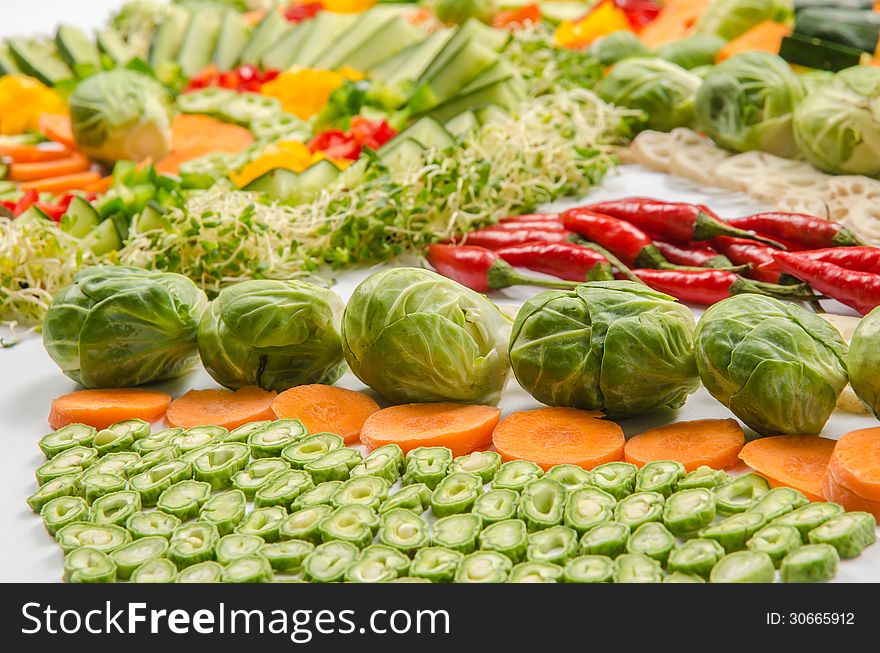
[42,265,880,437]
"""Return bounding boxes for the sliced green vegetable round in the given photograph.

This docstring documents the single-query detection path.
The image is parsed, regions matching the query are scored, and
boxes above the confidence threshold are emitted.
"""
[431,472,483,517]
[710,550,775,583]
[410,547,464,582]
[56,521,131,553]
[627,522,676,564]
[192,442,250,490]
[780,543,839,583]
[169,521,219,568]
[808,512,877,559]
[64,547,117,583]
[455,551,512,583]
[433,513,482,554]
[199,489,246,536]
[449,451,502,484]
[304,447,363,483]
[663,488,716,535]
[281,433,344,468]
[125,445,180,479]
[216,533,265,565]
[615,491,665,529]
[746,487,809,522]
[351,444,404,484]
[249,419,308,458]
[176,560,223,583]
[563,554,614,583]
[79,472,127,504]
[39,424,96,458]
[479,519,528,562]
[280,505,331,543]
[303,540,359,583]
[664,571,705,583]
[677,465,730,491]
[36,446,98,485]
[378,508,430,555]
[359,545,411,577]
[133,428,184,454]
[110,535,169,579]
[131,557,178,583]
[235,506,288,542]
[129,460,192,506]
[344,556,399,583]
[472,488,519,526]
[260,539,314,572]
[92,426,135,457]
[579,521,630,558]
[332,476,389,510]
[493,460,543,492]
[172,425,226,453]
[635,460,686,497]
[27,473,81,512]
[772,502,843,541]
[223,420,271,444]
[667,538,725,578]
[232,457,289,498]
[590,462,637,500]
[222,555,274,583]
[748,523,802,567]
[527,525,578,565]
[91,490,141,526]
[509,561,563,583]
[517,477,565,531]
[403,446,453,489]
[254,469,314,508]
[156,480,211,521]
[613,552,663,583]
[292,481,344,510]
[700,511,767,553]
[565,487,615,535]
[89,452,140,478]
[379,483,431,515]
[714,473,770,514]
[41,496,88,536]
[110,418,152,440]
[319,504,378,548]
[545,464,592,493]
[126,510,181,540]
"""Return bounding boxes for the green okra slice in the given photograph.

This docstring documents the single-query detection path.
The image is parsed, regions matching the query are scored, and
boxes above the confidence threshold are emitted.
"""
[133,428,184,454]
[216,533,265,565]
[565,487,616,535]
[626,522,676,565]
[279,505,331,543]
[449,451,502,484]
[526,525,578,565]
[249,419,309,458]
[360,545,411,576]
[92,421,140,456]
[303,540,359,583]
[479,519,528,562]
[181,443,220,465]
[378,508,430,555]
[344,557,400,583]
[614,491,665,529]
[454,551,512,583]
[176,561,223,583]
[677,465,730,491]
[699,512,766,553]
[26,473,81,512]
[390,577,431,583]
[292,481,343,510]
[780,544,839,583]
[332,476,389,510]
[808,512,877,559]
[318,504,379,548]
[126,511,181,540]
[747,523,802,567]
[235,506,288,542]
[90,490,141,526]
[493,460,543,492]
[56,522,131,553]
[223,420,271,444]
[545,464,592,493]
[409,547,464,582]
[667,538,725,578]
[772,502,844,541]
[232,457,290,498]
[89,452,140,478]
[351,444,404,484]
[579,521,630,558]
[663,488,716,535]
[131,557,178,583]
[110,418,151,440]
[431,472,483,517]
[169,521,219,568]
[664,571,705,583]
[173,425,227,454]
[714,473,770,514]
[222,555,274,583]
[509,561,563,583]
[156,480,212,521]
[39,424,97,458]
[304,447,363,483]
[517,477,565,531]
[64,547,117,583]
[281,433,344,468]
[79,472,127,504]
[36,446,98,485]
[199,489,246,536]
[260,539,314,572]
[746,487,809,522]
[403,446,453,489]
[562,554,614,583]
[378,483,431,515]
[635,460,686,498]
[709,551,775,583]
[613,553,663,583]
[41,496,88,536]
[129,460,192,506]
[432,513,482,554]
[473,489,519,526]
[192,442,250,490]
[590,462,637,500]
[254,469,314,508]
[125,445,181,479]
[110,536,169,580]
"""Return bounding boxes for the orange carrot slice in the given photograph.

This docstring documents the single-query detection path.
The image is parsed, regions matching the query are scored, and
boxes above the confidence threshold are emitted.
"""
[739,435,836,502]
[360,403,501,456]
[272,384,380,444]
[492,407,624,471]
[39,113,77,149]
[0,142,70,163]
[625,419,745,472]
[19,171,102,194]
[166,386,277,430]
[823,464,880,520]
[156,114,254,175]
[9,152,90,182]
[48,388,172,430]
[826,427,880,503]
[717,21,791,62]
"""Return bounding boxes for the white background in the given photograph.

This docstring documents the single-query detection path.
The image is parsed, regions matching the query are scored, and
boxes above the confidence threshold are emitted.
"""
[1,2,878,582]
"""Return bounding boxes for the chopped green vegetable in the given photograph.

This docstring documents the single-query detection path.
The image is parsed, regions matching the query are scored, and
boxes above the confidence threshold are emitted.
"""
[700,511,767,552]
[526,525,578,565]
[472,488,519,525]
[449,451,502,484]
[126,511,181,540]
[131,557,178,583]
[133,428,183,455]
[199,489,246,536]
[56,521,131,553]
[615,492,665,529]
[808,512,877,559]
[433,513,482,554]
[545,464,592,492]
[379,509,430,555]
[280,505,332,544]
[565,487,615,535]
[563,554,614,583]
[714,473,771,514]
[234,506,287,542]
[156,480,211,521]
[772,502,843,541]
[432,472,483,517]
[292,481,344,510]
[509,561,563,583]
[664,571,705,583]
[663,488,716,535]
[27,473,81,512]
[748,523,802,566]
[36,446,98,486]
[780,543,839,583]
[344,555,400,583]
[579,521,630,558]
[110,536,169,580]
[254,469,314,508]
[39,424,96,458]
[249,419,309,458]
[479,518,528,562]
[88,452,140,478]
[636,460,686,497]
[517,477,565,531]
[129,460,192,506]
[626,522,676,565]
[176,561,223,583]
[232,457,289,498]
[332,476,389,510]
[677,465,730,491]
[91,490,141,526]
[40,496,88,536]
[379,483,432,515]
[493,460,543,492]
[359,545,411,577]
[319,505,378,548]
[64,547,117,583]
[192,442,250,489]
[222,555,274,583]
[410,547,464,582]
[747,487,809,521]
[223,421,271,444]
[304,448,363,483]
[710,550,775,583]
[351,444,404,484]
[667,538,725,578]
[80,472,127,504]
[169,521,219,568]
[455,551,512,583]
[303,540,359,583]
[126,445,181,477]
[281,433,344,468]
[590,462,637,500]
[403,446,453,489]
[216,533,265,565]
[260,539,314,572]
[613,553,663,583]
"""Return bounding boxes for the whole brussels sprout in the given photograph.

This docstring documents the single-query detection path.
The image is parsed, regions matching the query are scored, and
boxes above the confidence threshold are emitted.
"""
[695,51,803,158]
[696,0,792,41]
[509,281,699,418]
[793,67,880,177]
[43,266,208,387]
[694,295,848,435]
[598,58,702,132]
[342,268,511,404]
[588,31,650,67]
[654,34,727,70]
[848,306,880,419]
[69,69,172,164]
[198,280,346,392]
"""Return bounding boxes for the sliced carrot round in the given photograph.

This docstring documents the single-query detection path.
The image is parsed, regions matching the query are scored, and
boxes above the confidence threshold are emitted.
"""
[272,384,380,444]
[823,465,880,520]
[826,427,880,503]
[625,418,744,472]
[360,403,501,457]
[739,435,836,502]
[48,388,171,430]
[492,407,624,471]
[166,386,276,430]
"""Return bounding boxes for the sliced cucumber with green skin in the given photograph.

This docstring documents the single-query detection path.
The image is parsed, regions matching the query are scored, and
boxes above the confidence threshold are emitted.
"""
[157,480,212,521]
[509,561,563,583]
[293,159,340,204]
[613,552,663,583]
[111,536,169,580]
[36,446,98,486]
[133,428,184,455]
[126,511,181,540]
[149,15,190,71]
[472,488,518,525]
[780,543,839,583]
[260,539,315,572]
[176,560,223,583]
[169,522,219,568]
[81,219,123,256]
[563,554,614,583]
[526,525,578,566]
[243,167,300,200]
[579,521,630,558]
[199,489,246,536]
[429,77,525,122]
[214,9,250,71]
[56,522,131,554]
[126,446,181,479]
[664,571,706,583]
[378,138,425,174]
[239,10,289,66]
[80,472,127,504]
[590,462,637,500]
[378,483,431,515]
[351,444,404,484]
[332,476,389,510]
[710,550,775,583]
[677,465,731,491]
[292,481,344,510]
[319,505,378,548]
[635,460,686,498]
[90,490,141,527]
[303,540,359,583]
[410,38,499,113]
[232,458,289,498]
[668,538,725,578]
[129,461,192,506]
[177,10,222,78]
[626,522,676,565]
[409,547,464,582]
[370,27,453,84]
[220,93,282,126]
[249,419,308,459]
[222,555,274,583]
[772,502,844,541]
[216,533,265,565]
[281,433,344,469]
[280,505,331,544]
[389,116,456,151]
[26,474,81,512]
[96,28,133,65]
[700,512,767,553]
[0,43,21,75]
[431,472,483,517]
[433,513,482,555]
[64,547,117,584]
[565,487,615,535]
[746,487,809,522]
[493,460,543,492]
[479,518,528,563]
[305,448,363,484]
[260,21,307,70]
[379,509,430,555]
[312,9,399,70]
[808,512,877,559]
[250,113,310,143]
[39,424,97,459]
[748,523,802,567]
[291,11,358,67]
[193,442,250,490]
[55,25,101,70]
[60,196,101,239]
[254,470,314,509]
[714,473,770,514]
[334,16,423,70]
[41,496,88,536]
[7,37,71,86]
[445,110,479,139]
[455,551,512,583]
[177,87,238,114]
[235,506,287,543]
[517,477,565,531]
[131,557,178,583]
[663,488,716,535]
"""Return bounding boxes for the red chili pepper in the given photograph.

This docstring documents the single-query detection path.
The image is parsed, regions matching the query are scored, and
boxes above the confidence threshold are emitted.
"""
[496,242,613,282]
[426,244,581,292]
[461,226,577,249]
[626,268,817,306]
[584,198,784,248]
[12,189,39,217]
[773,251,880,315]
[727,213,864,250]
[308,130,361,160]
[778,247,880,274]
[498,213,561,224]
[712,236,782,283]
[492,220,568,232]
[348,117,396,150]
[284,2,323,22]
[654,240,732,269]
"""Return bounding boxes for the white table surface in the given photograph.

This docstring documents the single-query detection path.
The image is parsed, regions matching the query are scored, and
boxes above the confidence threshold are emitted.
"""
[1,3,878,582]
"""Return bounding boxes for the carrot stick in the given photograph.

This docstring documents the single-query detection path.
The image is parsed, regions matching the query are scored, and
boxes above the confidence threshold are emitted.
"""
[739,435,836,502]
[9,152,90,182]
[823,465,880,520]
[80,176,113,193]
[19,171,102,194]
[39,113,77,150]
[48,388,172,430]
[492,407,624,471]
[625,419,745,472]
[0,142,70,163]
[272,384,380,444]
[165,386,277,430]
[825,427,880,503]
[360,403,501,457]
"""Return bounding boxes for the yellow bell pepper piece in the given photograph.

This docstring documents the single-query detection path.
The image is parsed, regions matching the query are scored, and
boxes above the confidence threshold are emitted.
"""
[260,67,364,120]
[322,0,375,13]
[554,1,633,49]
[0,75,67,135]
[232,141,322,187]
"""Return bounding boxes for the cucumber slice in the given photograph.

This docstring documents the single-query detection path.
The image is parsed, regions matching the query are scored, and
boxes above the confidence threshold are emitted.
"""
[242,167,299,200]
[0,43,21,75]
[239,10,287,66]
[177,10,222,78]
[149,15,190,71]
[61,196,100,239]
[445,110,479,138]
[540,1,593,24]
[416,18,507,93]
[7,37,71,86]
[214,10,251,71]
[96,28,133,65]
[295,160,340,204]
[428,77,526,122]
[55,25,101,70]
[312,8,401,70]
[260,21,308,70]
[390,116,455,151]
[378,138,425,173]
[410,38,498,113]
[291,11,358,67]
[368,27,452,83]
[81,219,123,256]
[334,17,423,71]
